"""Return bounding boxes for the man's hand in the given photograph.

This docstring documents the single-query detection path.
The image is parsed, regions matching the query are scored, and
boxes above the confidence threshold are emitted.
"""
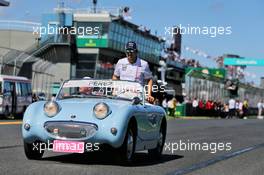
[112,75,120,80]
[146,79,154,103]
[147,95,155,103]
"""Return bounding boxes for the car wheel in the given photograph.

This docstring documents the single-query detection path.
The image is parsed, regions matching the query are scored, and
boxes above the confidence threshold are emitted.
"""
[24,141,44,160]
[148,122,166,159]
[118,125,136,163]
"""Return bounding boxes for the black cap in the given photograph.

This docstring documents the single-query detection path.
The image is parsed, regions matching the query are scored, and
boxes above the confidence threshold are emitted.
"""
[125,41,137,51]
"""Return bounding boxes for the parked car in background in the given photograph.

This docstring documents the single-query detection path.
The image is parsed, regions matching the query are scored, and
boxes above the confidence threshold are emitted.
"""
[0,75,32,118]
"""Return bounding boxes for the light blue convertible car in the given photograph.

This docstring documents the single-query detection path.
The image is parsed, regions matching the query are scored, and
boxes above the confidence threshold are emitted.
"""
[22,79,167,162]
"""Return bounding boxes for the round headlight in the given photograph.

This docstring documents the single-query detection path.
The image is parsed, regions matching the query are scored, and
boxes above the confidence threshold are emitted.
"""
[44,101,60,117]
[93,102,110,119]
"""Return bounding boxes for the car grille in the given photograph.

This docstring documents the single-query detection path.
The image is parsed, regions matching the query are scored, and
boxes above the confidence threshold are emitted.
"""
[44,121,98,139]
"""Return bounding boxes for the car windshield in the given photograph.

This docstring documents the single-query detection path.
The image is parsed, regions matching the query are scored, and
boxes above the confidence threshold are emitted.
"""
[56,79,143,101]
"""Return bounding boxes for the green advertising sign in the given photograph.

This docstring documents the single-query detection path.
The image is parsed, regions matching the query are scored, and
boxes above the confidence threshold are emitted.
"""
[76,35,108,48]
[175,104,186,117]
[186,67,226,79]
[52,83,61,95]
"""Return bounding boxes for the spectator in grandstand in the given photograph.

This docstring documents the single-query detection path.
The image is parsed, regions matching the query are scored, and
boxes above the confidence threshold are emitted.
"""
[228,98,236,118]
[235,100,240,118]
[205,100,214,116]
[211,100,216,116]
[223,103,229,118]
[198,99,204,116]
[238,100,244,118]
[192,97,198,116]
[168,98,177,117]
[257,100,263,119]
[242,99,249,118]
[215,101,223,118]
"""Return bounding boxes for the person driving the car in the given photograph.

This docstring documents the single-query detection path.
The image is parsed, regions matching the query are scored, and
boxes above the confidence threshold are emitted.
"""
[78,86,92,95]
[112,41,154,103]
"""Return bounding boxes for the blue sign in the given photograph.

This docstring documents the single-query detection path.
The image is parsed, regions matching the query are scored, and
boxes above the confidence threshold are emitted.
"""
[224,58,264,66]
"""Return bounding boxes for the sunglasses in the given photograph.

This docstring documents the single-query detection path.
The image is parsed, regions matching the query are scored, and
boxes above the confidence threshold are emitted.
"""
[126,50,135,53]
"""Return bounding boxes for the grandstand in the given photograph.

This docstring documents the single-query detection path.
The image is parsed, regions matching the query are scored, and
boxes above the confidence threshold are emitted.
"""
[0,0,9,6]
[0,20,64,96]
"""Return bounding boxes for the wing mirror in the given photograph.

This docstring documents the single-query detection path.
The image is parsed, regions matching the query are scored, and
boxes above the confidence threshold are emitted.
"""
[132,97,141,105]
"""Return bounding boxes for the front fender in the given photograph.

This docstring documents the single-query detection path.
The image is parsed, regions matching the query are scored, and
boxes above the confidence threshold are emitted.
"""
[22,102,136,148]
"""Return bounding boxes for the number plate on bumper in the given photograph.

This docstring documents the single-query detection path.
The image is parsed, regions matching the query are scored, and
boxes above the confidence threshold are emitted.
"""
[53,140,85,153]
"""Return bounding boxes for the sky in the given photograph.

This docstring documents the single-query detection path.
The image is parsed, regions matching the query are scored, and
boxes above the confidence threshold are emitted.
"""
[0,0,264,85]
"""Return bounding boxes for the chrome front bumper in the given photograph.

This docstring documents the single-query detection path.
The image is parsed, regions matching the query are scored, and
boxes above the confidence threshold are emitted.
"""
[44,121,98,140]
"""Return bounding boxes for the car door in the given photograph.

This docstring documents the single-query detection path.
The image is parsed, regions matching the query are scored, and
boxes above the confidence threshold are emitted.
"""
[10,82,16,114]
[133,104,148,141]
[143,104,160,140]
[3,81,12,114]
[15,82,24,113]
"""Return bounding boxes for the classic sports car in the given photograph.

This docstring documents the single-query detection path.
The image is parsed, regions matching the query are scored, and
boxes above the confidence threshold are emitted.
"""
[22,79,167,162]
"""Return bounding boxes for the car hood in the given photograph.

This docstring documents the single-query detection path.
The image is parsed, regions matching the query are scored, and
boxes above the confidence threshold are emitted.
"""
[57,98,132,107]
[54,98,133,117]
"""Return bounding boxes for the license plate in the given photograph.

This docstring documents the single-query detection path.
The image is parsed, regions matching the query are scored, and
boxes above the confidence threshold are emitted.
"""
[53,140,85,153]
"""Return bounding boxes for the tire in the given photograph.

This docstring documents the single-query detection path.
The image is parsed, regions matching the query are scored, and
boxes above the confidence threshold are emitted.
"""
[24,141,44,160]
[118,124,136,163]
[148,120,166,159]
[15,106,27,119]
[3,106,10,119]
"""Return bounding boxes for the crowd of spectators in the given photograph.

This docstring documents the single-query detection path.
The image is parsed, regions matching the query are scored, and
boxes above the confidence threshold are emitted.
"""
[165,50,202,67]
[190,98,249,119]
[159,95,250,119]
